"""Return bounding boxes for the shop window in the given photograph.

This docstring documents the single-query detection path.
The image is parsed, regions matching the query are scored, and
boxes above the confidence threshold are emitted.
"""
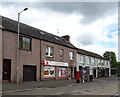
[60,49,64,59]
[19,36,31,51]
[46,46,53,57]
[44,66,55,78]
[69,52,74,60]
[58,67,67,77]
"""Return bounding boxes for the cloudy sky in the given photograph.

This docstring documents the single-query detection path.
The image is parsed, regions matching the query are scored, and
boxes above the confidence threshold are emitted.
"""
[0,1,119,60]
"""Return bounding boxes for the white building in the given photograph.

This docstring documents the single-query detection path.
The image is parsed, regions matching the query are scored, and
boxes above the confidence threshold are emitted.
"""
[77,48,111,81]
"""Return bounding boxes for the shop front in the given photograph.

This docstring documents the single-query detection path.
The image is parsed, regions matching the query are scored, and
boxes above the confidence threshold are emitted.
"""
[77,66,90,82]
[98,67,106,77]
[44,66,55,78]
[83,66,90,82]
[42,60,68,80]
[104,68,109,77]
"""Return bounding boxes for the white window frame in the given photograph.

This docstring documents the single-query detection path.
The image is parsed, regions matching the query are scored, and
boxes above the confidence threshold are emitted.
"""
[98,59,101,65]
[91,57,95,65]
[86,56,90,64]
[80,55,84,63]
[46,46,53,57]
[104,60,107,66]
[60,49,64,59]
[69,52,74,60]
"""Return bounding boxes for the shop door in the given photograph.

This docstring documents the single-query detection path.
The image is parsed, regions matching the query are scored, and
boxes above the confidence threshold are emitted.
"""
[3,59,11,81]
[23,65,36,81]
[74,67,76,79]
[93,69,96,77]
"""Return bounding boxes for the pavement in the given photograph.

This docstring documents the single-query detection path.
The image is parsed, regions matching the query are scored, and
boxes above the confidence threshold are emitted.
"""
[2,79,76,93]
[1,76,119,96]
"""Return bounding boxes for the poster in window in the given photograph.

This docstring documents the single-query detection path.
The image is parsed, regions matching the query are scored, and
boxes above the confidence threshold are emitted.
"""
[59,67,67,77]
[44,66,55,78]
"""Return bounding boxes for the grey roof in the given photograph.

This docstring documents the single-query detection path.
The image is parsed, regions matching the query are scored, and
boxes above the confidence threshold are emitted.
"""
[1,16,109,60]
[2,16,77,49]
[77,48,109,60]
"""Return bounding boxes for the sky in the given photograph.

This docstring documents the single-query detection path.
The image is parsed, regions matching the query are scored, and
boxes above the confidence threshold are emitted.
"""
[0,1,119,61]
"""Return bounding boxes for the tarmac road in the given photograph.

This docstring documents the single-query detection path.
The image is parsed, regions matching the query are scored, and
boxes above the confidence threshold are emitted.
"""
[1,76,119,96]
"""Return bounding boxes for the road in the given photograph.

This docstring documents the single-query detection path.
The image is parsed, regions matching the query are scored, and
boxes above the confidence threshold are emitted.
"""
[2,76,119,96]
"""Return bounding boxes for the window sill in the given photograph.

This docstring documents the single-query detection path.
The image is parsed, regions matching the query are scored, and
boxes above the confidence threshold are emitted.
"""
[19,48,31,51]
[46,55,53,58]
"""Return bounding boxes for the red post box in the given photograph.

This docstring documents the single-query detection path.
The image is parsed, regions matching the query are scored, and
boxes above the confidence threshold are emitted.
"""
[76,71,80,83]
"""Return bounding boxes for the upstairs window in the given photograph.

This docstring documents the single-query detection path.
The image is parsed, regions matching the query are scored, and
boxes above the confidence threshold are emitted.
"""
[60,49,64,59]
[46,46,53,57]
[105,60,107,66]
[86,56,90,64]
[101,60,104,64]
[91,57,95,64]
[98,59,101,65]
[19,36,31,51]
[80,55,84,63]
[69,52,74,60]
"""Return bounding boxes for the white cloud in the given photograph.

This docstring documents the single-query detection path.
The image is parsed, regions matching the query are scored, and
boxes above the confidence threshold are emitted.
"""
[0,2,118,61]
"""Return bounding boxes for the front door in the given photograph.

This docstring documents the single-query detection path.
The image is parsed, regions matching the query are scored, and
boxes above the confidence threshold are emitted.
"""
[3,59,11,81]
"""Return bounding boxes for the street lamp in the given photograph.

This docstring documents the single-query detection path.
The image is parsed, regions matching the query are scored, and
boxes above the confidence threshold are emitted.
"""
[17,8,28,83]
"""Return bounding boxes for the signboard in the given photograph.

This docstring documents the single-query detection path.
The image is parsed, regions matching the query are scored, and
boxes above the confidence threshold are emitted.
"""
[44,66,55,78]
[43,60,68,67]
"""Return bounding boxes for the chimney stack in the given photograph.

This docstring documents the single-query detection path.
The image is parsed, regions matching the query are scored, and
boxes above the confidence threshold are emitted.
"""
[62,35,70,42]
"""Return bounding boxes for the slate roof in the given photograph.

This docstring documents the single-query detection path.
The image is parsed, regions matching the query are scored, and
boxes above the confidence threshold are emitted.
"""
[2,16,77,49]
[77,48,109,60]
[1,16,109,60]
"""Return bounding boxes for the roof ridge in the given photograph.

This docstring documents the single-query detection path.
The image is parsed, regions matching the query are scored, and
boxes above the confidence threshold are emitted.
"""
[2,15,77,49]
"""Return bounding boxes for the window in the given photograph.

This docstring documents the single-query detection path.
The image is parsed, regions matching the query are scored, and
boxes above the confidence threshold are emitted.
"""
[91,57,95,64]
[86,56,90,64]
[69,52,74,60]
[80,55,84,63]
[46,46,53,57]
[19,36,31,51]
[104,60,106,65]
[39,31,44,35]
[101,60,103,64]
[98,59,101,65]
[60,49,64,59]
[58,67,67,77]
[54,36,59,40]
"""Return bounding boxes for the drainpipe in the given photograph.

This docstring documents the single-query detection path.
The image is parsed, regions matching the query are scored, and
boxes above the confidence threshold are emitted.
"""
[40,40,42,81]
[0,17,3,85]
[0,17,3,97]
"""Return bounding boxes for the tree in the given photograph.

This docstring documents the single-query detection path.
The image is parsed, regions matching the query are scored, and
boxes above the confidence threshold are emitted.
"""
[103,51,120,75]
[103,51,117,66]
